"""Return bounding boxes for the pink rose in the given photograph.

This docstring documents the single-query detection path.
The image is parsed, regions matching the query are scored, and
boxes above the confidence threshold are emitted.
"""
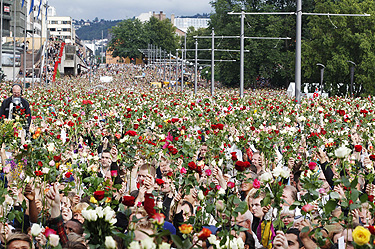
[301,203,314,213]
[205,169,212,176]
[227,181,235,189]
[253,179,261,189]
[308,162,317,171]
[180,167,187,174]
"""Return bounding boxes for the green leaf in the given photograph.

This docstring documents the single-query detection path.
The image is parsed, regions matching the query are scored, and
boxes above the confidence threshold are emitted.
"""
[330,192,340,200]
[301,226,310,233]
[324,199,338,214]
[171,234,183,249]
[360,194,368,203]
[342,177,350,188]
[351,189,360,202]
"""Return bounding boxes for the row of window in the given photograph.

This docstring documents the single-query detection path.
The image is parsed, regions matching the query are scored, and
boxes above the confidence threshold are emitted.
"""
[49,20,71,25]
[49,28,71,32]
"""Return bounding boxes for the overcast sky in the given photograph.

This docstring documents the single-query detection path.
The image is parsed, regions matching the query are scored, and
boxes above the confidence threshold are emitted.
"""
[48,0,213,21]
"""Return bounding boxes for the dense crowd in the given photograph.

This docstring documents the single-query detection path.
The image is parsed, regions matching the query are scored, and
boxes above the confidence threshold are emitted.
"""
[0,64,374,249]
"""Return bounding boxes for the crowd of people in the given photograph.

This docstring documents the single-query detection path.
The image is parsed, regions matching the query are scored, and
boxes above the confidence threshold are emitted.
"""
[0,64,374,249]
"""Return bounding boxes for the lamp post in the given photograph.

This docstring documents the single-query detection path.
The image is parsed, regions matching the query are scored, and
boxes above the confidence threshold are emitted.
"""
[316,63,325,93]
[347,60,356,98]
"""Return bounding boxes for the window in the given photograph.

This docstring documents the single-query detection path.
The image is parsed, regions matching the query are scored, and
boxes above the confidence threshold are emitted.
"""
[62,28,70,32]
[50,20,58,24]
[49,28,56,31]
[62,21,71,24]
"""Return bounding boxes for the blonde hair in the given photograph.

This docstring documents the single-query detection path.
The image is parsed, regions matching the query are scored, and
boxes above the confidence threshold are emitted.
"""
[72,203,89,214]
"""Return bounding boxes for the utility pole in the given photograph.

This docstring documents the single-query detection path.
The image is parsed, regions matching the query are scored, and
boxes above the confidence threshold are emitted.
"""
[239,10,245,98]
[23,0,27,88]
[32,6,35,87]
[13,0,16,82]
[211,28,214,96]
[0,0,3,70]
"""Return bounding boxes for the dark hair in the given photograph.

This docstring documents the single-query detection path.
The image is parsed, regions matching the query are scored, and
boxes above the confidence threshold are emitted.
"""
[244,230,255,249]
[286,228,303,248]
[6,233,31,248]
[181,201,194,214]
[63,241,86,249]
[102,149,111,155]
[67,219,84,235]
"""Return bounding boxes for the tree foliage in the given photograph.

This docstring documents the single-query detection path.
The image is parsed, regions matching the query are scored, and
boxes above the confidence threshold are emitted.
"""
[108,17,179,59]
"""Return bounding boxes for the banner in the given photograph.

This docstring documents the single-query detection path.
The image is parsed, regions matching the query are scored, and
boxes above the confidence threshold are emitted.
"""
[29,0,34,15]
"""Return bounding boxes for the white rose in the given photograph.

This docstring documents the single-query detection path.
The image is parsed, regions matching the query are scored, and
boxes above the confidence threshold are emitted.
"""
[216,200,225,211]
[159,242,171,249]
[31,223,42,237]
[297,116,306,122]
[49,234,60,247]
[284,117,291,123]
[211,160,217,167]
[105,236,117,249]
[218,188,226,195]
[128,241,141,249]
[140,237,156,249]
[280,168,290,178]
[259,172,273,183]
[272,166,284,178]
[81,209,97,221]
[103,206,115,222]
[334,146,351,158]
[42,167,50,174]
[235,237,245,249]
[208,234,218,245]
[93,156,99,161]
[95,206,104,218]
[87,155,93,160]
[109,218,117,225]
[47,143,55,152]
[198,190,205,200]
[218,158,224,167]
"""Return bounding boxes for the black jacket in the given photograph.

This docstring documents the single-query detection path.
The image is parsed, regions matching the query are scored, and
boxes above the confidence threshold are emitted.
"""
[0,96,31,127]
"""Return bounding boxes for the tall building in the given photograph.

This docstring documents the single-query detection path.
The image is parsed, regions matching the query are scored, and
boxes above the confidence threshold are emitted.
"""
[172,16,210,33]
[47,16,75,44]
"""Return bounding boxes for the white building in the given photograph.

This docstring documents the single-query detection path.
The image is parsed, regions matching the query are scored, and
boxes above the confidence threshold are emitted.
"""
[173,17,210,33]
[47,16,75,44]
[137,12,153,23]
[26,0,49,38]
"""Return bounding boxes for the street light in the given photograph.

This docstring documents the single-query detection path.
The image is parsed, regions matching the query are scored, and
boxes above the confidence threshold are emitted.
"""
[347,61,356,98]
[316,63,325,93]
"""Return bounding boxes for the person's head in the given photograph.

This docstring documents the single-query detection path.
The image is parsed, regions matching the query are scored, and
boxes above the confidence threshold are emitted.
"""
[67,232,85,243]
[137,164,156,186]
[12,85,22,98]
[281,207,295,227]
[286,228,303,249]
[64,219,84,236]
[199,144,208,159]
[64,241,86,249]
[249,192,265,218]
[72,203,89,223]
[236,210,252,230]
[241,172,257,193]
[6,233,31,249]
[251,152,262,170]
[100,150,112,169]
[319,172,331,194]
[160,176,171,193]
[181,201,194,222]
[282,185,298,206]
[159,156,172,175]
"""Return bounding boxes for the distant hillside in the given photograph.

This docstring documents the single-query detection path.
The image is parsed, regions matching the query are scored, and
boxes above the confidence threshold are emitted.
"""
[76,20,122,40]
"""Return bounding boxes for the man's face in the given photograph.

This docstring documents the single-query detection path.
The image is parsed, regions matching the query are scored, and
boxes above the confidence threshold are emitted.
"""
[250,197,264,218]
[161,176,171,193]
[236,212,251,230]
[64,220,81,235]
[100,152,112,168]
[137,169,148,186]
[281,188,295,206]
[12,86,21,98]
[252,153,261,168]
[200,146,208,157]
[159,159,172,175]
[286,233,300,249]
[7,240,30,249]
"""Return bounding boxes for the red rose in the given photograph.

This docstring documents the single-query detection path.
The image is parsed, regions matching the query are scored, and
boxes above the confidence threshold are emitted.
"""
[368,195,374,202]
[188,161,197,171]
[369,225,375,235]
[231,152,238,161]
[235,161,246,172]
[23,144,28,150]
[308,162,317,170]
[354,145,362,152]
[211,124,218,130]
[370,155,375,161]
[338,110,345,116]
[217,123,224,130]
[53,156,61,162]
[151,213,165,225]
[134,124,139,129]
[122,195,136,206]
[349,200,354,205]
[65,172,72,178]
[43,227,57,237]
[125,130,137,136]
[155,178,165,185]
[37,161,43,167]
[34,170,43,176]
[93,190,105,201]
[198,227,212,241]
[250,126,255,131]
[227,182,235,188]
[195,166,203,175]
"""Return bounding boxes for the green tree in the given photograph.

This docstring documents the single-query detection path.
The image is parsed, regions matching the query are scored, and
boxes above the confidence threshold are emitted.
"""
[302,0,375,97]
[108,19,147,59]
[144,17,179,53]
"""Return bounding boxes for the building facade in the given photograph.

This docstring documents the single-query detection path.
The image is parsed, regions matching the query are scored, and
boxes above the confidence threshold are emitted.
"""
[47,16,75,44]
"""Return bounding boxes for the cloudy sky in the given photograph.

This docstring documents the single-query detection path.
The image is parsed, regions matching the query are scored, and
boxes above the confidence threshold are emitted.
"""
[48,0,213,21]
